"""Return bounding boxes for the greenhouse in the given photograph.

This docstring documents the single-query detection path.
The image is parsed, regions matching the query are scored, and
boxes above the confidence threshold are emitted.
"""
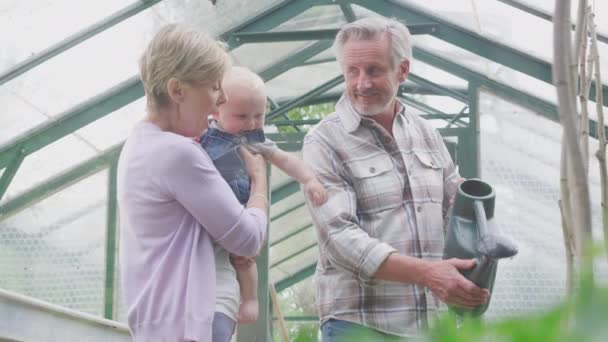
[0,0,607,341]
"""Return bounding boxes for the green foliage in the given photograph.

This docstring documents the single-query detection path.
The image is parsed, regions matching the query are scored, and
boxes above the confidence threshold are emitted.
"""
[274,103,335,134]
[428,273,608,342]
[274,268,608,341]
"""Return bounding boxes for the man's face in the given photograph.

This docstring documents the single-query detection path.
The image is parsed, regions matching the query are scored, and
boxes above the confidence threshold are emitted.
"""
[341,34,409,116]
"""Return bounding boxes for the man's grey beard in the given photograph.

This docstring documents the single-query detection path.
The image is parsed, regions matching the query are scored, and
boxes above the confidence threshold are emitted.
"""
[353,101,391,117]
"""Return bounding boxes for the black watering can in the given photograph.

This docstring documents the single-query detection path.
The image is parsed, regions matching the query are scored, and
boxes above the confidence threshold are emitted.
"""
[443,179,518,316]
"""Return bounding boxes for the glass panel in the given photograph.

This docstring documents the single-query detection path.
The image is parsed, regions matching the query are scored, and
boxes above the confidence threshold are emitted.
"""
[1,134,97,204]
[75,98,146,151]
[393,0,608,83]
[273,4,346,31]
[0,88,48,146]
[0,0,130,71]
[3,10,156,118]
[413,60,468,88]
[404,94,467,115]
[231,41,311,76]
[266,61,342,100]
[516,0,608,34]
[1,0,286,143]
[416,35,558,103]
[154,0,284,37]
[0,170,108,316]
[478,90,607,320]
[271,247,318,282]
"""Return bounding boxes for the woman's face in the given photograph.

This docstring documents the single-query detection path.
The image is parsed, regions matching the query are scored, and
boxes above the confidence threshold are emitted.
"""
[172,79,227,137]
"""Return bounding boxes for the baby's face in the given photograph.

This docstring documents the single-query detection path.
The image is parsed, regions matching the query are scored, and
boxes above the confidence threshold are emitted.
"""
[214,91,266,135]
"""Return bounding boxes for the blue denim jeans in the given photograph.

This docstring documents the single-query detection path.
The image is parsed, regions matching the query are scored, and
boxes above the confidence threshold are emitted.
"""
[201,127,265,205]
[212,312,236,342]
[321,319,406,342]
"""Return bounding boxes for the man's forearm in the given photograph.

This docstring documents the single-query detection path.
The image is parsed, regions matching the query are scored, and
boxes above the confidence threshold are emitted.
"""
[373,253,431,286]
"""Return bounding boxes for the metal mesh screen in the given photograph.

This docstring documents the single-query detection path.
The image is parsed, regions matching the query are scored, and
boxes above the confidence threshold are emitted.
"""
[0,170,108,316]
[479,90,607,320]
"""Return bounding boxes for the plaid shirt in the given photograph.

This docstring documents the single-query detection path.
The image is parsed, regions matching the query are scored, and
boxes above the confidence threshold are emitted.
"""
[302,96,462,337]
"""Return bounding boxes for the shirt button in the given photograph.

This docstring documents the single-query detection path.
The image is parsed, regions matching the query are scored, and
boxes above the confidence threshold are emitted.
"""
[417,206,422,212]
[369,167,376,174]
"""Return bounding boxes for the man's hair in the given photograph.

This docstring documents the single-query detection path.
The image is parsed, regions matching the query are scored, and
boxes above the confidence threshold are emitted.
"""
[333,16,412,69]
[139,23,231,107]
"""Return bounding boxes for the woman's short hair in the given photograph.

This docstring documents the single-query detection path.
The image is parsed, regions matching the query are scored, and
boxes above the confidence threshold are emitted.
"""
[139,24,231,107]
[333,16,412,69]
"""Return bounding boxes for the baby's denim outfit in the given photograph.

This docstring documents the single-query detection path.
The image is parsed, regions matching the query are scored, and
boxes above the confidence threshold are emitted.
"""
[201,123,273,204]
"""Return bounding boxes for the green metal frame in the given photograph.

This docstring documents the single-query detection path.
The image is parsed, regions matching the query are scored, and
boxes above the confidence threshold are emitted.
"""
[0,144,122,219]
[0,151,25,201]
[270,242,317,269]
[345,0,608,105]
[266,75,344,121]
[496,0,608,44]
[104,161,119,319]
[407,73,469,103]
[275,263,317,293]
[232,24,439,43]
[413,46,608,139]
[237,164,272,342]
[270,223,313,247]
[0,79,141,171]
[0,0,163,86]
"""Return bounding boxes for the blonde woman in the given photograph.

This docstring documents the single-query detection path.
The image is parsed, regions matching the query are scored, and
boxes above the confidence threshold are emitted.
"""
[117,24,268,342]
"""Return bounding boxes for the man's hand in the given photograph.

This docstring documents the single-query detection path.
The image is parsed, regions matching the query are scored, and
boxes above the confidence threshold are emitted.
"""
[304,178,327,207]
[423,258,489,309]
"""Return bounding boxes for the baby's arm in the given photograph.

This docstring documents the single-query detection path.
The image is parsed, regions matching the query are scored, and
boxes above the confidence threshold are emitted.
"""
[231,256,259,324]
[268,149,327,206]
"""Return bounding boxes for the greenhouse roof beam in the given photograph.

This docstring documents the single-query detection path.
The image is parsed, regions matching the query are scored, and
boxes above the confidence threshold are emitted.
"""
[266,75,344,121]
[231,24,439,43]
[414,46,608,139]
[496,0,608,44]
[274,263,316,293]
[0,0,163,86]
[346,0,608,106]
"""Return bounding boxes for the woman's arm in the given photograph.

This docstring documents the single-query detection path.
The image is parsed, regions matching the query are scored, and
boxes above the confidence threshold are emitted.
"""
[166,141,267,257]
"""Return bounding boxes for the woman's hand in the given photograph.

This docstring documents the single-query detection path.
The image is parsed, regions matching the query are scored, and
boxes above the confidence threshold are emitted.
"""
[240,146,266,181]
[230,255,256,271]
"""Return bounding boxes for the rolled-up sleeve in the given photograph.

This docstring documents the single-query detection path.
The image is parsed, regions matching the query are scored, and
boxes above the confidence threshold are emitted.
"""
[165,141,267,257]
[303,135,395,282]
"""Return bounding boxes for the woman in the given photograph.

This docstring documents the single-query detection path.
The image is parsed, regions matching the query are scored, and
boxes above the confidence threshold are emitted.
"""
[117,24,268,342]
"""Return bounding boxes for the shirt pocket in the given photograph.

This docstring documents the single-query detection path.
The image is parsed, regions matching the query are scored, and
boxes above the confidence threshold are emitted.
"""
[412,151,448,253]
[345,154,403,214]
[412,151,445,203]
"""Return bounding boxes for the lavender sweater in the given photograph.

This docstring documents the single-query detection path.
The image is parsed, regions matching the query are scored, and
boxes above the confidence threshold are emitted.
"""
[117,121,267,341]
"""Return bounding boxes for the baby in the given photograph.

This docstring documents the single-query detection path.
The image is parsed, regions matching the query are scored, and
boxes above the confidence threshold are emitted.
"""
[200,66,327,341]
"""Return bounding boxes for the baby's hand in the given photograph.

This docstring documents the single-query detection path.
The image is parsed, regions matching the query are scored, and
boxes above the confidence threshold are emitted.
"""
[304,178,327,207]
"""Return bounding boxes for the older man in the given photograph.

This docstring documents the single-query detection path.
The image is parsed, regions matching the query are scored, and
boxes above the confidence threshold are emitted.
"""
[303,16,489,341]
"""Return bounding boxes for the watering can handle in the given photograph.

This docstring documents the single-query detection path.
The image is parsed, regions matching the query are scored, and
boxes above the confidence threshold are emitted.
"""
[469,200,488,286]
[473,200,488,238]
